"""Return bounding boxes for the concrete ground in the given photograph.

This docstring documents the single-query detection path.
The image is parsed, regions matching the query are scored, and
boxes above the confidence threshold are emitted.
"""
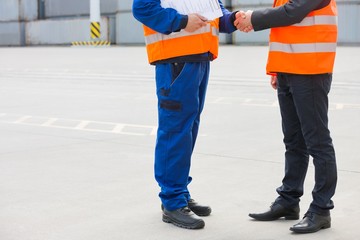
[0,46,359,240]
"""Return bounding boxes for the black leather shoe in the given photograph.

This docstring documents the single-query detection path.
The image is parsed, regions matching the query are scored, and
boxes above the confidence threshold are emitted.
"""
[188,199,212,216]
[162,206,205,229]
[290,212,331,233]
[249,202,300,221]
[161,199,212,217]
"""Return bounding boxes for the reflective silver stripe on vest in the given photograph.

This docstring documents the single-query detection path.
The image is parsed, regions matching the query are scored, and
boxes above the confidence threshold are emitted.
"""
[145,24,217,45]
[269,42,337,53]
[212,27,219,36]
[293,15,338,27]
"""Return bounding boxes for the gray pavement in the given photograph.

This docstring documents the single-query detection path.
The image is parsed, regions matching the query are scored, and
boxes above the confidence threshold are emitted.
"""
[0,46,359,240]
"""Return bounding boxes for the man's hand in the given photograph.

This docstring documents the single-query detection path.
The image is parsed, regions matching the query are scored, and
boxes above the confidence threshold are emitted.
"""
[270,75,277,90]
[234,10,253,33]
[184,13,207,32]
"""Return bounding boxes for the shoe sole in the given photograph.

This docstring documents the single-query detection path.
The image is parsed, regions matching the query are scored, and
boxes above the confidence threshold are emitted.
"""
[290,223,331,233]
[162,214,205,229]
[249,214,299,221]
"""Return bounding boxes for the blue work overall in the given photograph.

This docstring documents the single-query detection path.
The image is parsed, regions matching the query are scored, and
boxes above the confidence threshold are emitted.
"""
[154,61,210,211]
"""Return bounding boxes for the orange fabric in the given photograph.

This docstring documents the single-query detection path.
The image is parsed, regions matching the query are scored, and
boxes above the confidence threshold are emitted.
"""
[268,52,336,74]
[143,20,219,64]
[269,25,338,44]
[266,0,338,75]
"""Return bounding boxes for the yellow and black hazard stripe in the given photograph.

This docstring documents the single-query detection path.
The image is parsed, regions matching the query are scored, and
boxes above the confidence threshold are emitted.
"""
[71,40,111,46]
[90,21,101,39]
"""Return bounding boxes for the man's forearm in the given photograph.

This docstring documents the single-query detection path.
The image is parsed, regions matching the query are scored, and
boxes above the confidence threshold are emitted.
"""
[251,0,328,31]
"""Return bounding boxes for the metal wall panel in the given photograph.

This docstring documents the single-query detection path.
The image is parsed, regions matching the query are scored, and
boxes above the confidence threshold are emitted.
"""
[0,0,19,21]
[116,12,144,44]
[20,0,38,21]
[219,33,230,44]
[26,17,109,45]
[45,0,118,18]
[117,0,132,11]
[233,28,270,45]
[338,3,360,44]
[0,22,22,45]
[99,0,118,13]
[0,0,38,22]
[108,15,117,43]
[45,0,88,17]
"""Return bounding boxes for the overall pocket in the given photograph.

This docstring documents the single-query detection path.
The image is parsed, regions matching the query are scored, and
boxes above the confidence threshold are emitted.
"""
[171,62,186,86]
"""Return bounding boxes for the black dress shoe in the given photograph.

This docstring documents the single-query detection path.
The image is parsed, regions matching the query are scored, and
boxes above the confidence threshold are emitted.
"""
[162,206,205,229]
[188,199,212,216]
[290,212,331,233]
[249,202,300,221]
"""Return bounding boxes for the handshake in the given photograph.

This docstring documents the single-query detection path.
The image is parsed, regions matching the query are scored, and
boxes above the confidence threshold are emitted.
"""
[185,10,253,33]
[234,10,254,33]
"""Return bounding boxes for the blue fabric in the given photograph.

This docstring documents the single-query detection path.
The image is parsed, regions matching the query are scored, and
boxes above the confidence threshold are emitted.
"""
[154,62,210,211]
[274,73,337,216]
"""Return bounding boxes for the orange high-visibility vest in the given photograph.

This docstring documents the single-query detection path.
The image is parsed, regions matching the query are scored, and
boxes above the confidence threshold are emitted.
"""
[266,0,338,75]
[143,19,219,64]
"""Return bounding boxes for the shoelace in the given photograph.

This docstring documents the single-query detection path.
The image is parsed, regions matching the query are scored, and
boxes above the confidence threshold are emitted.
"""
[304,211,314,219]
[180,206,192,214]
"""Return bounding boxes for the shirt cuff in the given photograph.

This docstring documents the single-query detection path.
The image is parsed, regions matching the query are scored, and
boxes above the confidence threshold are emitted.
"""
[179,15,188,30]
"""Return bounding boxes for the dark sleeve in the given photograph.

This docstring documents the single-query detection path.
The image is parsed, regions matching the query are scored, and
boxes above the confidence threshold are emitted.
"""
[132,0,188,34]
[251,0,331,31]
[218,0,237,33]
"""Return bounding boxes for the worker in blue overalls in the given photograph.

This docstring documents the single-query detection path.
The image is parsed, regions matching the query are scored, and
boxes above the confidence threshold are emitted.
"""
[133,0,238,229]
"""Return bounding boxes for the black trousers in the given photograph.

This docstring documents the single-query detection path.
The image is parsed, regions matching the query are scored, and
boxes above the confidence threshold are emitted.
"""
[274,73,337,216]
